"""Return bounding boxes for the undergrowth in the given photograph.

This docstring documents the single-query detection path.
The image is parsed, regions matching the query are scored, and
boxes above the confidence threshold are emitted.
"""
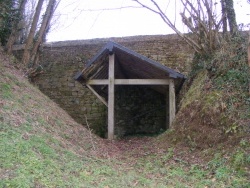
[191,34,249,129]
[159,33,250,183]
[175,33,249,138]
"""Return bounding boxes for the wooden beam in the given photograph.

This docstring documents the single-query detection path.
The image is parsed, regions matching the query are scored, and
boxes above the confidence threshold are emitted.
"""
[87,79,170,85]
[86,75,175,134]
[115,79,170,85]
[89,65,104,80]
[86,84,108,107]
[87,79,108,85]
[169,79,176,128]
[108,54,115,140]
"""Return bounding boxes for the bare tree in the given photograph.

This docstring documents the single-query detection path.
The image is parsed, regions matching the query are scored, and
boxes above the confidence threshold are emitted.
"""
[132,0,238,56]
[132,0,221,55]
[21,0,38,43]
[29,0,58,66]
[22,0,44,65]
[21,0,59,66]
[133,0,206,54]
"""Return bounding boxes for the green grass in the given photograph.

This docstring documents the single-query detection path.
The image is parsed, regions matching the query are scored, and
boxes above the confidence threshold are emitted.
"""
[0,83,12,99]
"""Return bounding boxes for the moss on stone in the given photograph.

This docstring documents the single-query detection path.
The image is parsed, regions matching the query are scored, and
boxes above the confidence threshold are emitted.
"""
[179,70,208,110]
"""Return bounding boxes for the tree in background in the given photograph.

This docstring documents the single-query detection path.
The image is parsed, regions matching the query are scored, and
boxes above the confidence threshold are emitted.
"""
[21,0,38,44]
[132,0,249,109]
[0,0,59,66]
[29,0,57,66]
[21,0,44,65]
[21,0,59,66]
[132,0,239,56]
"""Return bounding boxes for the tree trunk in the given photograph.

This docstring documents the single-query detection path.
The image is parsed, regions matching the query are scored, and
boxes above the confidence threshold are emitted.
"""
[29,0,57,66]
[225,0,237,36]
[42,0,60,42]
[6,0,27,54]
[22,0,44,65]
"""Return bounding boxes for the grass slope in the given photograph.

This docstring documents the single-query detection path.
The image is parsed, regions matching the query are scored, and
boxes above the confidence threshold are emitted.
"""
[167,36,250,151]
[158,35,250,186]
[0,47,250,187]
[0,48,107,187]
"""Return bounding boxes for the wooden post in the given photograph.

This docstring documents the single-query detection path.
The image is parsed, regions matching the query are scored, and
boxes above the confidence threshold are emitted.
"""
[108,54,115,139]
[169,79,176,128]
[166,92,169,129]
[86,84,108,107]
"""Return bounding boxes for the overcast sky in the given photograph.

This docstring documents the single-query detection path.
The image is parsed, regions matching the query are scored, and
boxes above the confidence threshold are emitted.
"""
[46,0,250,42]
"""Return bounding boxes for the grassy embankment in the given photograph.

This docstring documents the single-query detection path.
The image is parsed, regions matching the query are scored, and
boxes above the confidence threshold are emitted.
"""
[0,36,250,188]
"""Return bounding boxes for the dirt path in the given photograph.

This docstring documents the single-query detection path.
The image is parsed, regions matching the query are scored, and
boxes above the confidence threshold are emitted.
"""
[95,135,209,168]
[97,136,166,159]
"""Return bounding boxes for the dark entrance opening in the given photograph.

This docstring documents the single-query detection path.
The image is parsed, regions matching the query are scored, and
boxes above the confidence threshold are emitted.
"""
[114,85,167,137]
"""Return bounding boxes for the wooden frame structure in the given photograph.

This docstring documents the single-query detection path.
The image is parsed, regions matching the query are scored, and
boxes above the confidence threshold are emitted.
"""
[75,42,185,139]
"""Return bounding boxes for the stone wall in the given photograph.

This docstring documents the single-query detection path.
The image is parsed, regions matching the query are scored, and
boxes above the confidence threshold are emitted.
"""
[13,34,194,137]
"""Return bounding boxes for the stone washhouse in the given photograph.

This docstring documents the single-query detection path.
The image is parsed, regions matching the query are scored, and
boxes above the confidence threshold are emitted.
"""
[75,42,186,139]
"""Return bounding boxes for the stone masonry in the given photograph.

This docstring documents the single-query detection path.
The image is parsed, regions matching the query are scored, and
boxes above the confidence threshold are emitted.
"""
[13,34,194,137]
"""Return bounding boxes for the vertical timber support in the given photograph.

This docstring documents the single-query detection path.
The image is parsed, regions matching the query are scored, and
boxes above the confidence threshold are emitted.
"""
[166,91,168,129]
[108,53,115,139]
[169,79,176,128]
